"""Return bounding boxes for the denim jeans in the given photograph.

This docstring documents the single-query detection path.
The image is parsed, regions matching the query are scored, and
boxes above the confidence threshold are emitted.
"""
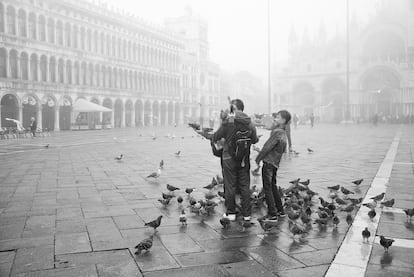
[261,162,284,216]
[222,157,251,217]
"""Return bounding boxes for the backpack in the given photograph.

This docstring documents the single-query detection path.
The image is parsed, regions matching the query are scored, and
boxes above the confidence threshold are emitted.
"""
[230,122,252,165]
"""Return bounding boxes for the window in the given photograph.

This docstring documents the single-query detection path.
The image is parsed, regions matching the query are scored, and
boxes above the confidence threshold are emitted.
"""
[7,6,16,35]
[9,50,18,78]
[28,13,36,39]
[74,62,79,85]
[38,16,45,41]
[66,61,71,84]
[65,23,71,47]
[0,48,7,77]
[47,18,54,43]
[56,21,63,45]
[20,52,28,80]
[0,4,4,32]
[30,54,38,81]
[40,55,47,81]
[18,9,26,37]
[49,57,56,82]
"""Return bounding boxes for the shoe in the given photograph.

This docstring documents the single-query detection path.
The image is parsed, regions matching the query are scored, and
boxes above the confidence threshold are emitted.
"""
[278,211,286,217]
[243,216,251,221]
[223,213,236,221]
[258,215,278,222]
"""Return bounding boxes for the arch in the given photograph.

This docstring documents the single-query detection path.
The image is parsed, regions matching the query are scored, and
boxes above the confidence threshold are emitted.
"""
[114,99,123,128]
[125,99,133,127]
[6,5,16,35]
[28,12,36,39]
[40,55,47,81]
[160,101,167,125]
[30,53,38,81]
[0,3,4,33]
[0,47,6,77]
[174,102,181,125]
[144,100,151,126]
[102,98,112,125]
[168,101,174,125]
[18,9,26,37]
[41,95,56,131]
[1,93,19,127]
[291,81,315,114]
[9,49,18,78]
[135,100,143,127]
[38,15,46,41]
[49,56,56,82]
[20,52,28,80]
[59,95,72,130]
[22,94,39,128]
[152,101,159,126]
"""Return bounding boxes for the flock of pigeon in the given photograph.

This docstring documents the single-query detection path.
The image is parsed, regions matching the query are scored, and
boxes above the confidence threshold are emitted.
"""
[114,128,414,256]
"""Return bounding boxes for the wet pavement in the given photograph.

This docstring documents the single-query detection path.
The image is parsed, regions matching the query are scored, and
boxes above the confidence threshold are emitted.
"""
[0,124,412,277]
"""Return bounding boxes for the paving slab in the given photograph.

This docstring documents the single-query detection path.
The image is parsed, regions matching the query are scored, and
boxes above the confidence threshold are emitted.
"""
[11,245,54,274]
[55,232,92,254]
[175,250,251,267]
[144,264,231,277]
[222,260,277,277]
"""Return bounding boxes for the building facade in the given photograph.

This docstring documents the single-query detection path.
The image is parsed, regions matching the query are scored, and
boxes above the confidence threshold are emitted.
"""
[0,0,219,131]
[273,0,414,122]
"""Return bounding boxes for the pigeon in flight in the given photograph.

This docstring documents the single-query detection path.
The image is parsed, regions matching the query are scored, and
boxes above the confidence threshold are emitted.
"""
[134,235,153,255]
[144,215,163,230]
[174,151,181,157]
[114,154,123,161]
[307,148,314,153]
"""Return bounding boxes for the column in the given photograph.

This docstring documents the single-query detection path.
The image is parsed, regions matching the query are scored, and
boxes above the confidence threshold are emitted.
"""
[37,105,42,130]
[140,106,144,127]
[54,106,60,131]
[0,106,2,128]
[18,105,23,122]
[111,110,115,128]
[171,103,175,125]
[37,59,41,82]
[121,107,125,128]
[131,107,136,127]
[149,104,153,127]
[16,56,21,79]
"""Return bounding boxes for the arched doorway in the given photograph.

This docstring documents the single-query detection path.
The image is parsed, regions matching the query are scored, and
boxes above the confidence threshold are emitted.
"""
[42,96,55,131]
[125,100,133,127]
[59,96,72,130]
[22,94,38,128]
[174,102,180,125]
[1,94,19,127]
[361,66,400,117]
[144,100,151,126]
[102,98,112,127]
[114,99,123,128]
[321,77,346,122]
[160,101,167,126]
[292,81,315,115]
[152,101,159,126]
[135,100,143,127]
[168,102,174,125]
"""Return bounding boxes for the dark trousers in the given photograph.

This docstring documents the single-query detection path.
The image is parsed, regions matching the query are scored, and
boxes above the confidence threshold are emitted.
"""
[262,162,284,216]
[222,157,251,217]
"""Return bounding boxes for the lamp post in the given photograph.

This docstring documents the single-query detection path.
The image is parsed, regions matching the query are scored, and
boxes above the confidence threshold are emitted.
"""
[267,0,272,114]
[345,0,351,121]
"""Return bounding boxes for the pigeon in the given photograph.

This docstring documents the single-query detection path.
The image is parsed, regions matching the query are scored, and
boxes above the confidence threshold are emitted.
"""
[134,235,153,255]
[332,215,340,228]
[45,144,50,148]
[159,160,164,169]
[362,201,377,210]
[335,197,348,205]
[220,217,231,229]
[327,185,340,191]
[370,192,385,202]
[204,192,216,200]
[307,148,313,153]
[362,227,370,242]
[114,154,124,161]
[289,221,307,238]
[341,204,355,213]
[174,151,181,157]
[147,168,162,178]
[314,218,328,226]
[189,197,197,206]
[292,150,300,155]
[162,192,174,200]
[203,178,218,190]
[348,197,363,205]
[300,211,311,224]
[177,196,184,204]
[352,179,364,185]
[185,188,195,195]
[379,236,395,252]
[251,167,261,177]
[317,210,329,219]
[380,199,395,208]
[299,179,310,186]
[166,184,180,192]
[368,209,376,220]
[179,210,187,225]
[319,197,329,207]
[305,207,312,217]
[144,215,163,230]
[218,191,225,199]
[403,208,414,221]
[287,210,300,221]
[258,218,276,232]
[340,186,354,195]
[327,203,336,212]
[289,178,300,185]
[158,198,171,206]
[346,213,353,226]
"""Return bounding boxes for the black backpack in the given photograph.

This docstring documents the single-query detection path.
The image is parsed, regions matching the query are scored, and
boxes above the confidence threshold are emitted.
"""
[230,122,252,164]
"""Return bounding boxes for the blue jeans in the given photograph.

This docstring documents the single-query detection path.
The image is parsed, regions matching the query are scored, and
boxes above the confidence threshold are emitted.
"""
[261,162,284,216]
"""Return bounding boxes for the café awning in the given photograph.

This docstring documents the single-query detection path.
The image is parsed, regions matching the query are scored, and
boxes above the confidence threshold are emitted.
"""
[72,99,112,112]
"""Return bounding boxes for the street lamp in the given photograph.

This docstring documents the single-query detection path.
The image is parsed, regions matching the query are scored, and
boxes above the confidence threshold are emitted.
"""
[345,0,351,121]
[267,0,272,114]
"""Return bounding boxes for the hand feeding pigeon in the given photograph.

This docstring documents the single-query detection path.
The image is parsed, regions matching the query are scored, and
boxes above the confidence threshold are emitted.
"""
[362,227,370,242]
[114,154,124,161]
[352,178,364,185]
[144,215,163,230]
[380,236,395,252]
[134,235,153,255]
[370,192,385,202]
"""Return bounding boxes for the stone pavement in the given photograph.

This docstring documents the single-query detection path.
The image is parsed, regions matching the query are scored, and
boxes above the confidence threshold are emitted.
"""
[0,123,411,277]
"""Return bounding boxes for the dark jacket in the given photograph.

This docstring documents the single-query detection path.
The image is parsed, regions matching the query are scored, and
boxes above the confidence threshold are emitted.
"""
[30,120,37,131]
[255,128,287,168]
[212,111,259,161]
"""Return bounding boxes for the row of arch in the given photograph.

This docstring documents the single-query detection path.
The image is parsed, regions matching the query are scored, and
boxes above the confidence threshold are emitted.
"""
[0,48,180,94]
[0,3,179,69]
[0,93,183,130]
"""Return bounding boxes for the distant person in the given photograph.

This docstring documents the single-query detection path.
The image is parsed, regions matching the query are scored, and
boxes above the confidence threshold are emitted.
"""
[30,117,37,137]
[292,114,299,129]
[373,114,379,126]
[310,113,315,128]
[255,110,291,220]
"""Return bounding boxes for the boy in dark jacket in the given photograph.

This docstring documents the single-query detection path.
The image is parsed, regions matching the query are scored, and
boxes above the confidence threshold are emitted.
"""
[255,110,291,221]
[211,99,259,222]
